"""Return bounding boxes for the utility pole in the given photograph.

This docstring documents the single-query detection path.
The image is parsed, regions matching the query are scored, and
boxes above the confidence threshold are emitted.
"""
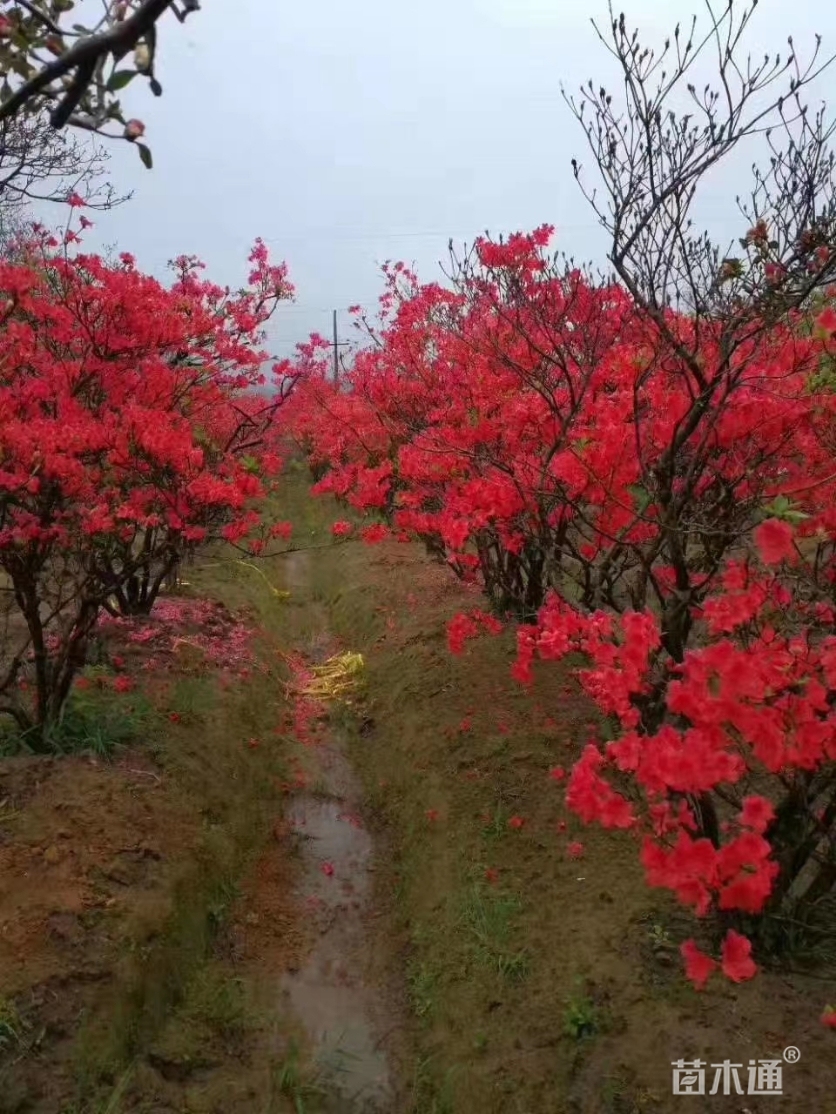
[331,309,350,385]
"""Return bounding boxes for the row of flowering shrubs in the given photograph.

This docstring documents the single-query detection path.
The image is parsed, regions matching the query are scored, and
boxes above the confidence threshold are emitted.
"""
[284,224,836,989]
[0,216,295,747]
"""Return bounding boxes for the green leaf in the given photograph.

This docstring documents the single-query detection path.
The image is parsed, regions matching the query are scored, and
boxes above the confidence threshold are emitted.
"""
[627,484,652,514]
[107,69,137,92]
[137,143,153,170]
[763,495,809,523]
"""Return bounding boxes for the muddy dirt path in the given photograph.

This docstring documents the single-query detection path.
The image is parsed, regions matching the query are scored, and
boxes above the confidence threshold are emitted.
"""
[281,551,399,1113]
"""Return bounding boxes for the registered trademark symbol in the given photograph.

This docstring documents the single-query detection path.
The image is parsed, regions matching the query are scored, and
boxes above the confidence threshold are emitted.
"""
[783,1046,801,1064]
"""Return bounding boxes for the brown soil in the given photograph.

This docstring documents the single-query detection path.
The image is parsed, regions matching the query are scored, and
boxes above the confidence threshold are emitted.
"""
[0,748,195,1112]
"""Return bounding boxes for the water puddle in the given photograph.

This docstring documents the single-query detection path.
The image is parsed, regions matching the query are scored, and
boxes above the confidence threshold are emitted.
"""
[281,741,394,1111]
[280,553,396,1111]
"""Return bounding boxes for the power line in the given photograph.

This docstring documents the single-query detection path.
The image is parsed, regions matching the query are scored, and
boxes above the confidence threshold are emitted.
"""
[273,300,381,314]
[259,222,603,246]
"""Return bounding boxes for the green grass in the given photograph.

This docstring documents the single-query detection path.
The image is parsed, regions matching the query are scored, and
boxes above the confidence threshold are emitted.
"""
[459,881,529,981]
[171,964,248,1042]
[142,963,251,1083]
[0,997,23,1051]
[407,957,438,1022]
[408,1056,457,1114]
[269,1040,325,1114]
[563,991,600,1042]
[479,798,514,843]
[63,556,302,1108]
[165,675,218,724]
[73,839,244,1093]
[0,677,157,758]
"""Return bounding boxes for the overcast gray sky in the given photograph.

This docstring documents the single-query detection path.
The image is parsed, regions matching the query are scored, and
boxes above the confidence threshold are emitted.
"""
[76,0,836,362]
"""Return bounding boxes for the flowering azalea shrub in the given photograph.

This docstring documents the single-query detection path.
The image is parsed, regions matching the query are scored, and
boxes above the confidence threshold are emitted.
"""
[0,224,294,745]
[285,241,644,611]
[515,519,836,978]
[285,236,836,984]
[287,226,836,635]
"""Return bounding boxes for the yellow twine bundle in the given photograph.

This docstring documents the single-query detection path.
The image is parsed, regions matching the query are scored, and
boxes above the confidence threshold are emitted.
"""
[298,652,365,701]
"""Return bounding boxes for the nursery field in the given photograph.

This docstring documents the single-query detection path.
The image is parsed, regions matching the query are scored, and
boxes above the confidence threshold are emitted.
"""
[2,471,834,1114]
[3,4,836,1110]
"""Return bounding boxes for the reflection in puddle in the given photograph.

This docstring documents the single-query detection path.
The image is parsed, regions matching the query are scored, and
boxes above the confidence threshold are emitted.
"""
[281,740,394,1111]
